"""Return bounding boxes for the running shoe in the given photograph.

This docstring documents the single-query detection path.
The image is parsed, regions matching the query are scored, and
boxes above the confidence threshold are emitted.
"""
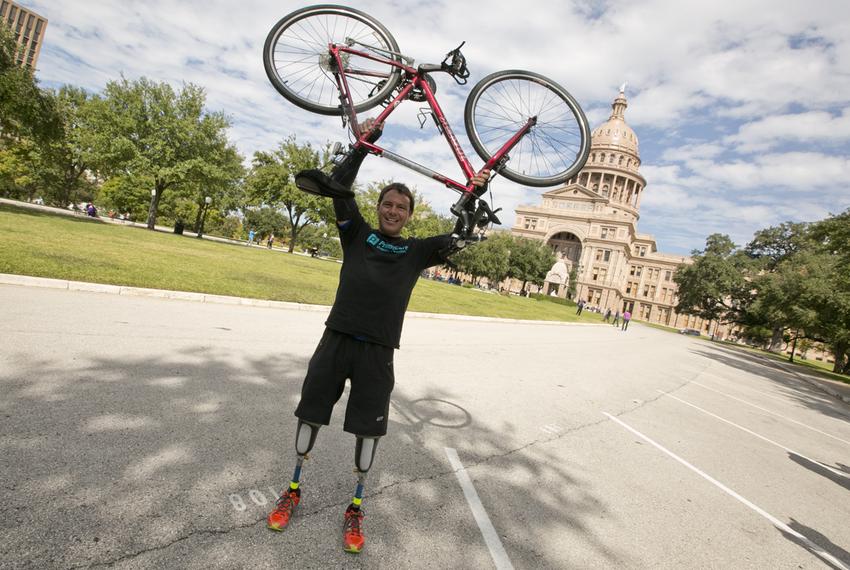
[267,487,301,531]
[342,504,365,553]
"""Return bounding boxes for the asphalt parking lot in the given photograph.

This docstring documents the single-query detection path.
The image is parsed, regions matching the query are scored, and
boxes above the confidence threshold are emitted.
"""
[2,284,848,569]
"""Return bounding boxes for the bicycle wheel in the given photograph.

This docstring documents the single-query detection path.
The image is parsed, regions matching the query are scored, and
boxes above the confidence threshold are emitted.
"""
[464,70,590,187]
[263,5,402,116]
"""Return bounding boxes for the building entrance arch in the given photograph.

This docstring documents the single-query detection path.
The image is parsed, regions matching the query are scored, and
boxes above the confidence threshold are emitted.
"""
[548,232,582,266]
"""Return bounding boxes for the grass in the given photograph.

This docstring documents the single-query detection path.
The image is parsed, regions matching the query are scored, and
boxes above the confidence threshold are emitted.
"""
[0,203,603,323]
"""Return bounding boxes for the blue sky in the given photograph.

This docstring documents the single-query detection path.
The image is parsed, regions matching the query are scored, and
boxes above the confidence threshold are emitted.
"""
[28,0,850,255]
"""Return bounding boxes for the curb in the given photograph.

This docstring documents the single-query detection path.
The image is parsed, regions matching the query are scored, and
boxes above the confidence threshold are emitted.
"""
[0,273,601,327]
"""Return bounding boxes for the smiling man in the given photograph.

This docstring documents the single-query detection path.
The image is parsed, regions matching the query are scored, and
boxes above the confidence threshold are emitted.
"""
[267,120,489,553]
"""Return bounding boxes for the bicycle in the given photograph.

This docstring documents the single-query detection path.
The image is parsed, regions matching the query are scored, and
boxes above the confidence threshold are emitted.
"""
[263,4,591,240]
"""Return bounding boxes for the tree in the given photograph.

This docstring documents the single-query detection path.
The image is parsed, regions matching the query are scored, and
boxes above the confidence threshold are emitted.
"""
[452,231,512,286]
[90,77,238,229]
[674,234,752,331]
[246,138,331,252]
[808,209,850,373]
[507,236,556,294]
[0,25,60,145]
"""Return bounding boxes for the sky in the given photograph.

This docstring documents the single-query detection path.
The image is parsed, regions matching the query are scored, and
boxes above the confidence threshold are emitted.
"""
[28,0,850,255]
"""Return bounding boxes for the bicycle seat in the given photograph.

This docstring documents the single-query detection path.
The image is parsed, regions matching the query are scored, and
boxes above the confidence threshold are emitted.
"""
[294,169,355,199]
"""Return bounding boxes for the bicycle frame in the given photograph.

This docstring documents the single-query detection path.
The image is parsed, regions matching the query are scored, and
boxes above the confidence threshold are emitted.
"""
[329,43,536,199]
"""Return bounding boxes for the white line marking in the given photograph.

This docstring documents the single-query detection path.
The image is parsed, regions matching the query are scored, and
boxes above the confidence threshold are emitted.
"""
[444,447,514,570]
[603,412,850,570]
[693,382,850,446]
[540,424,562,434]
[657,390,850,481]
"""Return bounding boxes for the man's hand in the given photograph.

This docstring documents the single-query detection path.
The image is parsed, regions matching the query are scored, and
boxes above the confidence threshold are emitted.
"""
[471,169,491,188]
[360,118,383,143]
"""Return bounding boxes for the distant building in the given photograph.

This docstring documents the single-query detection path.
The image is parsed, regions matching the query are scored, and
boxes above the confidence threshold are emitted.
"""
[511,88,722,335]
[1,1,47,71]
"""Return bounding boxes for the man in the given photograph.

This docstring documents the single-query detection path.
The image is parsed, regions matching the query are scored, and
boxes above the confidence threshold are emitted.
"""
[621,309,632,331]
[267,119,489,553]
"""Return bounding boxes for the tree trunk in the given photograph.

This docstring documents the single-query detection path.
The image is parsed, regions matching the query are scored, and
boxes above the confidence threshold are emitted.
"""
[146,190,159,229]
[193,202,204,233]
[788,331,798,363]
[768,326,783,353]
[833,341,848,374]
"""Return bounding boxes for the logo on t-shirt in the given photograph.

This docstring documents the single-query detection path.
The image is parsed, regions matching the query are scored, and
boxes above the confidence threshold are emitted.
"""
[366,233,408,255]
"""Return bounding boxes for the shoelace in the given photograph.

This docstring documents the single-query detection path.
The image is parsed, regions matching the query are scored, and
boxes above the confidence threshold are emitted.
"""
[274,492,294,512]
[345,510,363,535]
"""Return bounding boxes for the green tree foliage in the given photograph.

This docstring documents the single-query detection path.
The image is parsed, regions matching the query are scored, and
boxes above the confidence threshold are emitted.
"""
[0,25,60,145]
[808,209,850,372]
[242,206,290,242]
[507,236,556,294]
[90,77,240,229]
[246,137,331,252]
[674,234,752,327]
[452,232,512,286]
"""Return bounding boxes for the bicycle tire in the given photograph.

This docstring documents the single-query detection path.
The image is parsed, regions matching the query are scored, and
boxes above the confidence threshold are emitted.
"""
[263,5,402,116]
[464,70,590,187]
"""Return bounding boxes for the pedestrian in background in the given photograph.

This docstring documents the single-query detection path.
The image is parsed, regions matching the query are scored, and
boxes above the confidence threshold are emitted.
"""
[621,310,632,331]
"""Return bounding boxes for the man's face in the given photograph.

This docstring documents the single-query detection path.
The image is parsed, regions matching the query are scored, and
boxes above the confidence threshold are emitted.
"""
[377,189,411,237]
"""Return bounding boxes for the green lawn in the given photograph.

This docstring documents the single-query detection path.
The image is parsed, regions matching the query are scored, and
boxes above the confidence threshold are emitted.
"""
[0,204,600,323]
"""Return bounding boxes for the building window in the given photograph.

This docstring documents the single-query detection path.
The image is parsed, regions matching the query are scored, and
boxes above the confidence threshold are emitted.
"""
[618,155,624,166]
[523,217,537,230]
[592,267,599,281]
[630,265,642,277]
[642,304,652,319]
[638,246,647,257]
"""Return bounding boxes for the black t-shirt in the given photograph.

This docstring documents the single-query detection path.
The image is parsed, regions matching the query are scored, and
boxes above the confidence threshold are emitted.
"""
[325,206,451,349]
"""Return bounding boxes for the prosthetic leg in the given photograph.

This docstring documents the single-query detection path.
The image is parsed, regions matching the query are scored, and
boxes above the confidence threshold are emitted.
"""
[351,436,379,509]
[268,419,320,531]
[290,419,321,491]
[343,435,379,553]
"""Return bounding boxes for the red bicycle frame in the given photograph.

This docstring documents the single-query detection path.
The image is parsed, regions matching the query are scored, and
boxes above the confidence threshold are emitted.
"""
[328,43,536,198]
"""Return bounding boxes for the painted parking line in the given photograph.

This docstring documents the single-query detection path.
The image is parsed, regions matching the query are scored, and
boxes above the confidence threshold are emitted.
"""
[657,390,850,481]
[693,382,850,446]
[444,447,514,570]
[603,412,850,570]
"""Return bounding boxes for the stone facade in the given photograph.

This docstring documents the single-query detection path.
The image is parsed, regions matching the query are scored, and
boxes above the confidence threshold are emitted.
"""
[511,89,718,335]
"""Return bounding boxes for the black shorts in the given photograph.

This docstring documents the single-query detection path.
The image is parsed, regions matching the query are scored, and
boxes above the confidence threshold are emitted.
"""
[294,328,395,437]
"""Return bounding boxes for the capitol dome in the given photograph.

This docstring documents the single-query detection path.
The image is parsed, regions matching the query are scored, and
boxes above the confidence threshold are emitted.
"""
[591,88,639,159]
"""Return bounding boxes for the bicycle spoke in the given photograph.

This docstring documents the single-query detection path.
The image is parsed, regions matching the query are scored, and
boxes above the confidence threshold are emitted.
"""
[466,71,589,185]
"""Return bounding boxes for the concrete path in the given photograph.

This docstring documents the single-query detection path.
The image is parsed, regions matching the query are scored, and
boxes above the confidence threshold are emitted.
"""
[2,285,849,569]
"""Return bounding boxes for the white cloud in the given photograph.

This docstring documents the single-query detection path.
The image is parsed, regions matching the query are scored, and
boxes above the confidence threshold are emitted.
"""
[726,108,850,152]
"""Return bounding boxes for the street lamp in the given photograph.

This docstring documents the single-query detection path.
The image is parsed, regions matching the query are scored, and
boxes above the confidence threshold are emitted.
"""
[197,196,212,239]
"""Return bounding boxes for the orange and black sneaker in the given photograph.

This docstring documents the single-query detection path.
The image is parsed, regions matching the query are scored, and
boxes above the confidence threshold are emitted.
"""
[342,504,365,553]
[267,487,301,531]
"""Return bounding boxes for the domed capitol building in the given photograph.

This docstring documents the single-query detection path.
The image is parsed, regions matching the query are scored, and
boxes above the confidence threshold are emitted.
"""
[511,88,716,334]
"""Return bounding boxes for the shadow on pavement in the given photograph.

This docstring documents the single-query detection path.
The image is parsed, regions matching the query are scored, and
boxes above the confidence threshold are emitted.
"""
[0,344,619,568]
[781,518,850,570]
[788,453,850,492]
[688,343,850,423]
